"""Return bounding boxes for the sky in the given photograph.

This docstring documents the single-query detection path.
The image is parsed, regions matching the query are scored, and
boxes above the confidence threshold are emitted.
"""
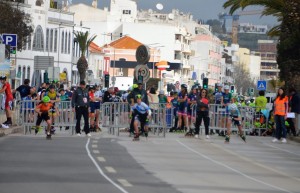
[71,0,278,26]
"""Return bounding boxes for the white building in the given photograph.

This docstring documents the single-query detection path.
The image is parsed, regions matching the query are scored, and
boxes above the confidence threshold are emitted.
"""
[69,0,203,85]
[10,0,75,88]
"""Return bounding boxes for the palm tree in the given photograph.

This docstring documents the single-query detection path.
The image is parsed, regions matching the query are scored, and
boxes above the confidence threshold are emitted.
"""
[73,31,97,82]
[223,0,300,90]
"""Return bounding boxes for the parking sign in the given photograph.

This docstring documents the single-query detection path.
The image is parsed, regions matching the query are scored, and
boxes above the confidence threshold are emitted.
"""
[1,34,18,47]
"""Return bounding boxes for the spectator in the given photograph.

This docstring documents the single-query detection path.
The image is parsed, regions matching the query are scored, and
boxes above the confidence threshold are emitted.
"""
[255,90,267,112]
[0,76,13,127]
[194,89,210,139]
[72,80,91,137]
[272,87,288,143]
[16,79,31,99]
[287,88,300,136]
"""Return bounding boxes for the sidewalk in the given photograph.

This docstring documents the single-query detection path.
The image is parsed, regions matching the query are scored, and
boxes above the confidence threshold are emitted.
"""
[0,125,23,137]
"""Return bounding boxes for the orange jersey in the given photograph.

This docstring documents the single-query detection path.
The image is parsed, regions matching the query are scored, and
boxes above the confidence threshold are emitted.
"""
[36,103,53,112]
[274,96,288,116]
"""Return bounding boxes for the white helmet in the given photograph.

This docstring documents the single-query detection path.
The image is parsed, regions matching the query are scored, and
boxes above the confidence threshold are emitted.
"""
[229,103,238,111]
[224,85,230,90]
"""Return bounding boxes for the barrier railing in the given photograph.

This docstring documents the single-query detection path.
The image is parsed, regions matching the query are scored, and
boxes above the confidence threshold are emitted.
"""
[16,100,76,135]
[100,102,174,137]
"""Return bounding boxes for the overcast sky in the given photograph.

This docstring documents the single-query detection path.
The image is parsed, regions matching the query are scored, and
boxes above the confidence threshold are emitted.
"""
[72,0,278,26]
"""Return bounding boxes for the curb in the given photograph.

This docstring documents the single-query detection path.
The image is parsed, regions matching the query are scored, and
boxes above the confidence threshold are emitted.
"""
[0,126,23,137]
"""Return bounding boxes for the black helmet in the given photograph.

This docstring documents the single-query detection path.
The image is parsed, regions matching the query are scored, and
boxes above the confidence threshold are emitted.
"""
[181,84,187,89]
[49,84,55,89]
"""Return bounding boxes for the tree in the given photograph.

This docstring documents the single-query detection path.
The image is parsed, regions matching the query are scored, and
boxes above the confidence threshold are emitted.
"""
[223,0,300,91]
[206,19,224,34]
[232,64,256,95]
[0,0,33,51]
[73,31,97,82]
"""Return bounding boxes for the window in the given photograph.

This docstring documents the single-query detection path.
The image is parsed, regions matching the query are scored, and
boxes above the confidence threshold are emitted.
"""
[68,32,71,54]
[61,30,64,53]
[54,29,57,52]
[65,31,68,53]
[32,25,44,51]
[22,66,26,81]
[46,28,49,51]
[27,67,30,79]
[50,29,53,52]
[27,35,31,50]
[122,10,131,14]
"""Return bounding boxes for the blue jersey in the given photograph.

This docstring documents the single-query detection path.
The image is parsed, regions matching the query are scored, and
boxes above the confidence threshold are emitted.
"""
[171,98,179,109]
[222,92,232,105]
[187,93,197,111]
[178,92,188,110]
[214,91,223,104]
[131,102,149,114]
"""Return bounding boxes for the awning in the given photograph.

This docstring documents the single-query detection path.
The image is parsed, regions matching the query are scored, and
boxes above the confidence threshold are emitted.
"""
[110,60,182,70]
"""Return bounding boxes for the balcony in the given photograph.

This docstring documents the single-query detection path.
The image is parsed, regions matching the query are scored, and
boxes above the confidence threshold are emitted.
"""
[174,41,182,51]
[182,44,191,54]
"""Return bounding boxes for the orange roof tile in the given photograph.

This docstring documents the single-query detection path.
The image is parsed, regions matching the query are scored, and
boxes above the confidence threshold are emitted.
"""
[106,36,143,49]
[89,42,102,53]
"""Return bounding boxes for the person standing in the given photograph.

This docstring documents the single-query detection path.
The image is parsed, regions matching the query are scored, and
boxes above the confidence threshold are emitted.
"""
[177,84,188,132]
[16,79,31,99]
[0,76,13,127]
[255,90,267,112]
[213,83,223,133]
[287,88,300,136]
[194,89,210,139]
[272,87,289,143]
[72,80,91,137]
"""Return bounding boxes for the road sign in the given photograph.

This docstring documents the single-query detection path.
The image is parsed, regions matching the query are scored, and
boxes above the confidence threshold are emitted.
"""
[257,80,267,91]
[1,34,17,47]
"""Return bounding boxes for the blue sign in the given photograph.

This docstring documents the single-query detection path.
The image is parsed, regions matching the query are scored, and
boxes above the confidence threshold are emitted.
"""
[1,34,18,47]
[257,80,267,91]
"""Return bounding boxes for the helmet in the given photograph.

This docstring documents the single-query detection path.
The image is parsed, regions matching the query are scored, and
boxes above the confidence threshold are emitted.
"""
[181,84,187,89]
[136,94,142,99]
[42,96,50,103]
[192,85,199,90]
[217,83,223,87]
[229,103,238,111]
[224,85,230,90]
[128,86,132,91]
[133,84,138,89]
[49,84,55,89]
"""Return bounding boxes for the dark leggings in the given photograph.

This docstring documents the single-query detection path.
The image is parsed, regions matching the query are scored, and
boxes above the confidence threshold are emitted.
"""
[195,111,210,135]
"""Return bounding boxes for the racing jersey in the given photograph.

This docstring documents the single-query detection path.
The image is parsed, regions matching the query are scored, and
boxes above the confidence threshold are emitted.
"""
[214,91,223,104]
[187,93,197,111]
[131,102,149,114]
[178,92,188,110]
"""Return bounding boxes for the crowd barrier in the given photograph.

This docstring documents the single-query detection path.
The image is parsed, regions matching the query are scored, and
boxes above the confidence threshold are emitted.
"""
[101,102,174,137]
[14,99,272,137]
[15,100,76,135]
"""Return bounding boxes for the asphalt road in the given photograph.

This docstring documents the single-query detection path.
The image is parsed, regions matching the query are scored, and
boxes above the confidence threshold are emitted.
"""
[0,130,300,193]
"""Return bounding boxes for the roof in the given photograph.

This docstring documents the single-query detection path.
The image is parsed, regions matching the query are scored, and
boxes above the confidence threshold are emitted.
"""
[105,36,143,49]
[89,42,102,53]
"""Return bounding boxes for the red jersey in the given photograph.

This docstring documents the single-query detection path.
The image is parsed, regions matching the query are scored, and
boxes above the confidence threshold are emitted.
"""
[3,82,13,100]
[89,91,95,102]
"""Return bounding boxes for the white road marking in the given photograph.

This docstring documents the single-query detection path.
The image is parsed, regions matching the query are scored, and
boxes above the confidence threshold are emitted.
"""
[176,140,294,193]
[93,150,100,154]
[97,156,106,162]
[92,140,98,144]
[117,179,133,187]
[86,138,130,193]
[105,166,117,173]
[264,143,300,156]
[92,144,98,148]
